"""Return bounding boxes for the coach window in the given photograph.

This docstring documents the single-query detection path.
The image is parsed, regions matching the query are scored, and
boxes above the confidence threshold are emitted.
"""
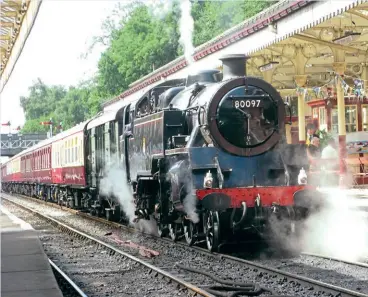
[58,144,61,166]
[74,137,78,164]
[79,139,83,164]
[69,139,72,165]
[56,145,58,167]
[64,141,67,165]
[71,139,74,164]
[74,137,77,163]
[47,148,50,168]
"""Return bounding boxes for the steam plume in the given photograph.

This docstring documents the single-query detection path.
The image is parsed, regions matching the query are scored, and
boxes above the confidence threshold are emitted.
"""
[179,0,195,65]
[145,0,195,65]
[300,188,368,262]
[183,183,199,224]
[145,0,175,20]
[99,156,136,224]
[99,154,160,234]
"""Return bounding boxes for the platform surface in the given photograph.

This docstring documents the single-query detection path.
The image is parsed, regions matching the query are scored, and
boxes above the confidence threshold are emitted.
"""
[1,206,63,297]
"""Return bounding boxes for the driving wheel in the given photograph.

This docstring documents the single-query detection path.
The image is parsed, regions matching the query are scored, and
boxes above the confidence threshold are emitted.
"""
[157,222,168,238]
[204,210,220,252]
[184,220,197,246]
[169,223,181,241]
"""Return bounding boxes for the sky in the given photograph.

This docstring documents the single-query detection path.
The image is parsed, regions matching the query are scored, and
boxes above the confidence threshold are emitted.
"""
[0,0,120,132]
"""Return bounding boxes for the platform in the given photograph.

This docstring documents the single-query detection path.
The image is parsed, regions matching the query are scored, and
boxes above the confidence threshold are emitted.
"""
[0,206,63,297]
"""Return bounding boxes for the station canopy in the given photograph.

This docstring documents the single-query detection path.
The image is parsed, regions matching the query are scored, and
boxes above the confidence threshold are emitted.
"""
[0,0,41,92]
[245,3,368,95]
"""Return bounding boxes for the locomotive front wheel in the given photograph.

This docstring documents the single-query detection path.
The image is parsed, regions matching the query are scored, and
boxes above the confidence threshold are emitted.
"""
[204,210,220,252]
[184,220,196,246]
[157,223,168,238]
[169,223,182,242]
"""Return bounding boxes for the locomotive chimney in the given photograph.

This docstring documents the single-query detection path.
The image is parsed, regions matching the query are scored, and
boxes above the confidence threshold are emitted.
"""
[220,54,248,80]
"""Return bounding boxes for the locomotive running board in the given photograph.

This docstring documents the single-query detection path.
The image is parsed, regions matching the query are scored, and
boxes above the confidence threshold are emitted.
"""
[190,164,232,172]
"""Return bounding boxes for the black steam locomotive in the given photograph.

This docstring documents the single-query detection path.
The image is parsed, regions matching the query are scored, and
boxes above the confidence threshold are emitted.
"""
[97,54,319,251]
[3,54,321,252]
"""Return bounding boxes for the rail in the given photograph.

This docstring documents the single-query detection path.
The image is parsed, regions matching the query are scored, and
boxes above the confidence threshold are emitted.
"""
[2,193,368,297]
[1,195,214,297]
[301,252,368,269]
[49,259,88,297]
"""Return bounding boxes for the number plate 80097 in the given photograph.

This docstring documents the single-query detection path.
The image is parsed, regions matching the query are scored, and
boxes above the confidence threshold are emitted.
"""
[233,99,262,108]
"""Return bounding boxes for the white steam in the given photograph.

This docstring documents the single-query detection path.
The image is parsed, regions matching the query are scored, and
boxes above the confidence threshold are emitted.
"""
[135,216,159,236]
[183,185,199,224]
[179,0,195,65]
[145,0,195,65]
[144,0,176,20]
[99,158,136,224]
[99,155,160,235]
[300,188,368,262]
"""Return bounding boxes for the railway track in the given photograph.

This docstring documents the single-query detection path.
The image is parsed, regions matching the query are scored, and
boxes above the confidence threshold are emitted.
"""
[301,252,368,268]
[2,193,368,297]
[1,195,212,297]
[49,259,88,297]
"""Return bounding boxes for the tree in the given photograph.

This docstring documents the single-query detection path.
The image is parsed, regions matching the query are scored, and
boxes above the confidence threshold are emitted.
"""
[20,78,66,121]
[96,4,180,99]
[192,1,277,46]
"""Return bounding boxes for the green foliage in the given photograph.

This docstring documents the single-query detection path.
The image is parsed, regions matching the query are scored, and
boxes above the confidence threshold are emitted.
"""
[20,1,277,134]
[192,1,276,46]
[20,79,96,134]
[96,4,180,99]
[315,129,334,149]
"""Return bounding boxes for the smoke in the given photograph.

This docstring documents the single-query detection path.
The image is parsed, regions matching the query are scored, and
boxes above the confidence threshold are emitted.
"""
[99,156,136,224]
[135,215,159,236]
[183,183,200,224]
[145,0,176,20]
[99,154,160,235]
[178,0,195,65]
[299,188,368,262]
[145,0,195,65]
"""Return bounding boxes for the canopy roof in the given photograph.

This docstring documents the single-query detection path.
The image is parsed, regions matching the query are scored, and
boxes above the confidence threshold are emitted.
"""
[0,0,42,92]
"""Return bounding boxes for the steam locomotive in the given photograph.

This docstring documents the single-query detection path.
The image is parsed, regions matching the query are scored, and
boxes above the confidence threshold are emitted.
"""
[1,54,321,251]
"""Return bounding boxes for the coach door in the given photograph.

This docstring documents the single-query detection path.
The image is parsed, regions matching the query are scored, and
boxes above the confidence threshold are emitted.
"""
[122,104,133,182]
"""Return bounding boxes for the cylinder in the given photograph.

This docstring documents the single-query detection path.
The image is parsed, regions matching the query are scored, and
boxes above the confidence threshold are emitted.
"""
[220,54,248,80]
